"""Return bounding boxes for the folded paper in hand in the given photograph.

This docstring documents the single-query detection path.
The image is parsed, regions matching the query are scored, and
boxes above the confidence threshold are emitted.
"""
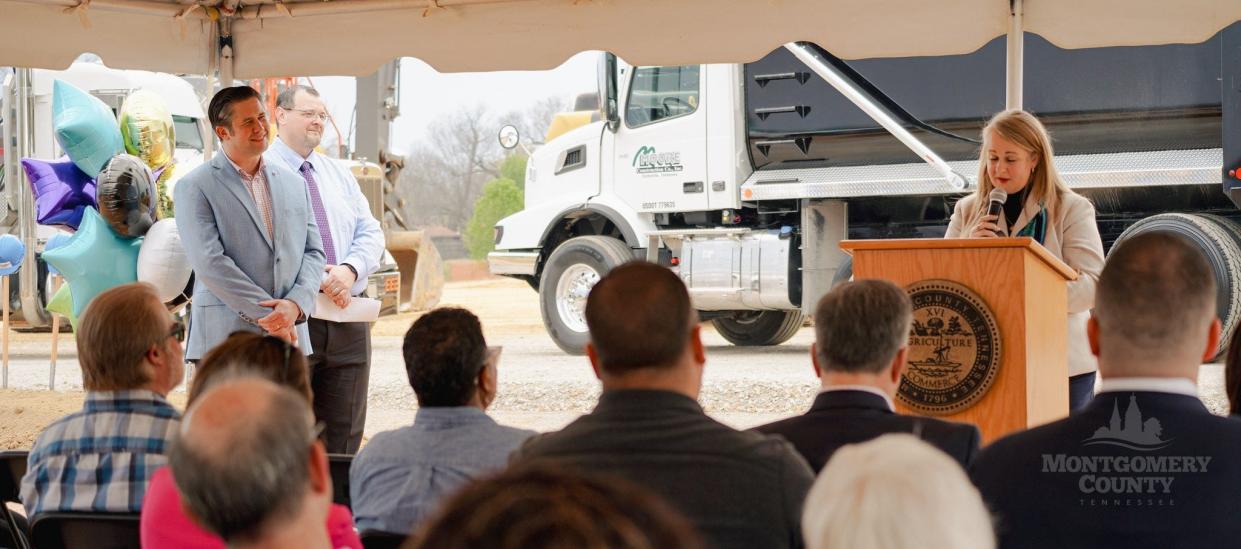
[312,294,381,323]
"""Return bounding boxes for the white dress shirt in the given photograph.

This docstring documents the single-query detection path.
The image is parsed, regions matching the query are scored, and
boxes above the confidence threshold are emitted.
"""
[268,137,385,296]
[1097,377,1198,398]
[820,385,897,412]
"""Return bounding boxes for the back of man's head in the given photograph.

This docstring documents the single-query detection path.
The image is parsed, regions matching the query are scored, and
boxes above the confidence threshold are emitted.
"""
[585,261,694,375]
[403,307,488,407]
[814,279,913,374]
[1094,232,1217,374]
[170,378,323,544]
[77,282,166,391]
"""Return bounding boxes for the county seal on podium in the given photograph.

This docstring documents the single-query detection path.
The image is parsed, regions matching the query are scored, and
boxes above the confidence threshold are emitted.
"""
[901,279,1002,415]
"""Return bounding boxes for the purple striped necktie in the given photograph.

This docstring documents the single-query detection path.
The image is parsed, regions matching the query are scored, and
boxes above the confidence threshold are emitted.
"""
[299,161,337,265]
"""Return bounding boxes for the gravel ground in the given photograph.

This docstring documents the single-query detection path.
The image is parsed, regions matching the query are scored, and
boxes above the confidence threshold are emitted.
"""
[0,277,1232,448]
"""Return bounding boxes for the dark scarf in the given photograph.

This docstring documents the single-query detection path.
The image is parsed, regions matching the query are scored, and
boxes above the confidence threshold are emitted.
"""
[1001,188,1048,244]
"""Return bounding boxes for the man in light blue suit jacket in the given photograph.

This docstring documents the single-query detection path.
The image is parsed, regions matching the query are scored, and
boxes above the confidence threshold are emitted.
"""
[174,86,326,360]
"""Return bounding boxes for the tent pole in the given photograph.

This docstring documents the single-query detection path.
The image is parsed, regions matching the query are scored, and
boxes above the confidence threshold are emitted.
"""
[1006,0,1024,110]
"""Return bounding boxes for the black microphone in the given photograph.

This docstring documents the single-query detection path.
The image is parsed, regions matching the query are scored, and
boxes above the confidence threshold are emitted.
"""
[986,188,1008,236]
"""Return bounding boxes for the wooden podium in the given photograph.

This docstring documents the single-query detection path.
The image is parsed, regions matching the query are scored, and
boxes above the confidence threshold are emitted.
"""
[839,237,1077,443]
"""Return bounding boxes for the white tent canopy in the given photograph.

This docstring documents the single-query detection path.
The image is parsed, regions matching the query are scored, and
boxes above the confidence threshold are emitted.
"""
[1,0,1240,78]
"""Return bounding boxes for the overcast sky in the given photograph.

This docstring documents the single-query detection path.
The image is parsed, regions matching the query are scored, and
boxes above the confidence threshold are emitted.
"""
[307,51,598,156]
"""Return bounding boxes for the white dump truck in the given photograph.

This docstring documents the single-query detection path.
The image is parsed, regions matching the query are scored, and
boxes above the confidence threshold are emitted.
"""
[490,26,1241,355]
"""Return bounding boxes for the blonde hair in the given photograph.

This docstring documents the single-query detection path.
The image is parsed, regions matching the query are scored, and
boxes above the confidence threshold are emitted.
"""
[973,109,1070,220]
[802,434,995,549]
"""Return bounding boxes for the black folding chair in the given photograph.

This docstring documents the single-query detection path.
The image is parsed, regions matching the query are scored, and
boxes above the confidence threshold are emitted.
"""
[0,450,30,549]
[327,453,353,510]
[360,530,407,549]
[29,512,140,549]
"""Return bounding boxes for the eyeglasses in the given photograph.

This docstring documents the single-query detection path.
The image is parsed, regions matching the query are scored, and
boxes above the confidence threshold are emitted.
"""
[223,330,296,370]
[286,108,329,122]
[168,319,187,343]
[260,334,295,371]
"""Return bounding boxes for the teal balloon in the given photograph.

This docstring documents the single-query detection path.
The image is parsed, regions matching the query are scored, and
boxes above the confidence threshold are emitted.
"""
[42,207,142,317]
[53,80,124,178]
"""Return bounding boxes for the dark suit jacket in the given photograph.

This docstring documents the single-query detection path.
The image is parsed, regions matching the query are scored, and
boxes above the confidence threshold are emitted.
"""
[970,391,1241,549]
[511,389,814,549]
[753,389,981,472]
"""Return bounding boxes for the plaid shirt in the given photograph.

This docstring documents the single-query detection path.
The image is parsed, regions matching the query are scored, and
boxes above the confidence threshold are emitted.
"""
[20,390,181,517]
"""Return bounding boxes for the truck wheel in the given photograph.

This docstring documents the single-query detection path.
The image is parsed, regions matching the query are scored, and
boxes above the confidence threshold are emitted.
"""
[1113,213,1241,360]
[712,310,805,347]
[539,235,636,355]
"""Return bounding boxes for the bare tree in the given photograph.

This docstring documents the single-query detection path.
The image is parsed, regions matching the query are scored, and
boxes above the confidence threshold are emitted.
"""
[396,97,573,232]
[398,105,501,231]
[499,95,571,145]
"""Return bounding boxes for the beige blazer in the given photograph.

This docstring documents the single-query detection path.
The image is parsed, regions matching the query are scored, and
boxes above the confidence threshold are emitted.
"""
[946,191,1106,376]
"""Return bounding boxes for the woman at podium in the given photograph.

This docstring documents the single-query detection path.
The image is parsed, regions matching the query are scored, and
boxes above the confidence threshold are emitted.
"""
[945,110,1106,411]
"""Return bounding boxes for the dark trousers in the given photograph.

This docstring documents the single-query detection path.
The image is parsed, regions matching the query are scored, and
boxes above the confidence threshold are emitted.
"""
[1069,371,1097,413]
[308,317,372,455]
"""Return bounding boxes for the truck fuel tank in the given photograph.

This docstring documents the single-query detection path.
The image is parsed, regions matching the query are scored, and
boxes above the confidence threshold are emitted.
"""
[675,229,797,311]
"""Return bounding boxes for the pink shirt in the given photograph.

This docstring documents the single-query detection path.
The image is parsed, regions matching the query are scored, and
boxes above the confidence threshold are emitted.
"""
[140,467,362,549]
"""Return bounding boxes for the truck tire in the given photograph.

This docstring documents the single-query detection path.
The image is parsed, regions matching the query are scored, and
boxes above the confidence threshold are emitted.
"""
[712,310,804,347]
[1113,213,1241,360]
[539,235,636,354]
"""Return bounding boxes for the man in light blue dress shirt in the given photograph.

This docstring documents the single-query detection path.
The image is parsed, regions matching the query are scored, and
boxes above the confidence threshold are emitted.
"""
[269,85,386,454]
[349,308,535,535]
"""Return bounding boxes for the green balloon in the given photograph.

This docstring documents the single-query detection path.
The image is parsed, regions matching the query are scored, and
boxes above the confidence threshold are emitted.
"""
[46,282,79,331]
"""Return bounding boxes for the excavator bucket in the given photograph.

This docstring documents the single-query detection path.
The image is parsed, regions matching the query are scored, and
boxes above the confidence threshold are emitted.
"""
[351,161,444,312]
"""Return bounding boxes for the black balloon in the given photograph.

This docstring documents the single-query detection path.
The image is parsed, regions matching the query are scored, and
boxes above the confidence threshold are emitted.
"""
[96,154,158,238]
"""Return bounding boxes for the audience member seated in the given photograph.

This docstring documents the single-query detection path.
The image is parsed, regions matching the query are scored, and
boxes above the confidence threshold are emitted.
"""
[141,332,361,548]
[20,283,183,517]
[970,232,1241,548]
[754,279,980,471]
[170,378,335,549]
[511,261,815,549]
[1224,324,1241,417]
[350,308,534,535]
[803,434,994,549]
[406,465,703,549]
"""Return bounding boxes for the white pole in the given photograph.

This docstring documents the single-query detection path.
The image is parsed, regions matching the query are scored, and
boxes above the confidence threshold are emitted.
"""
[3,275,10,389]
[49,275,61,390]
[1006,0,1024,110]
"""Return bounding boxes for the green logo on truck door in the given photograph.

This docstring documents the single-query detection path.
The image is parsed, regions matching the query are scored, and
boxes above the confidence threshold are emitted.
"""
[633,146,683,175]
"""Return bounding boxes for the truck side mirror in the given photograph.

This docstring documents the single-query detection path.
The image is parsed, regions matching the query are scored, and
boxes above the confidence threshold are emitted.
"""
[598,52,620,131]
[498,125,520,150]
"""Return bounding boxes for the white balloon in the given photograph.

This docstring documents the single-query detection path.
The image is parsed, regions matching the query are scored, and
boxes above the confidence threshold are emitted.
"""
[137,219,192,303]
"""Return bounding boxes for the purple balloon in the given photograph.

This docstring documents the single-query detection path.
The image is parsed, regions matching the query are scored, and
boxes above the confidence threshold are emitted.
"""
[20,156,98,230]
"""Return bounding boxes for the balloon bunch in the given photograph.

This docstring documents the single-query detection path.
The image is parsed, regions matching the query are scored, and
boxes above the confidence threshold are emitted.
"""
[30,80,193,323]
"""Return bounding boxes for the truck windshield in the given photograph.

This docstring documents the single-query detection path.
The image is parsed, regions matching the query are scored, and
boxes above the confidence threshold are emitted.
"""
[173,115,203,152]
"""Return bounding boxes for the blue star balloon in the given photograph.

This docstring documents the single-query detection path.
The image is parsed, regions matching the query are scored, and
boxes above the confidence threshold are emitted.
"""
[42,207,142,317]
[52,80,124,178]
[0,234,25,276]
